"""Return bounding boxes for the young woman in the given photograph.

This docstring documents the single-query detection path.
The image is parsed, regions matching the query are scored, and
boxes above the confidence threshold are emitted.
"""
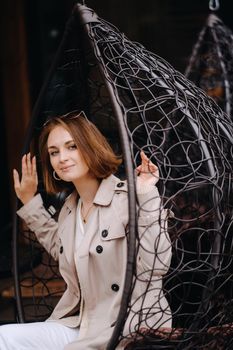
[0,112,172,349]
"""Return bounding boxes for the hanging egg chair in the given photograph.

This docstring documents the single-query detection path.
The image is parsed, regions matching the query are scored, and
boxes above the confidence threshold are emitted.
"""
[12,2,233,349]
[185,11,233,118]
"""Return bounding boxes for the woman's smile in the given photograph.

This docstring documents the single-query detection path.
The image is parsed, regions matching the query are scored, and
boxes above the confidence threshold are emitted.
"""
[60,165,75,172]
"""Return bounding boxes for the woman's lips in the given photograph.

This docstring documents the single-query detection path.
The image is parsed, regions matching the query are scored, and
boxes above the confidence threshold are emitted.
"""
[60,165,74,172]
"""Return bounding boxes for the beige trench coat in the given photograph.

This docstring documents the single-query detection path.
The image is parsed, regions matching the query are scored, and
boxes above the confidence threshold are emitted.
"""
[17,175,172,349]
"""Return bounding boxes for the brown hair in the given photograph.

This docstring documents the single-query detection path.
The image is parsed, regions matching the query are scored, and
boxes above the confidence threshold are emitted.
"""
[39,112,122,194]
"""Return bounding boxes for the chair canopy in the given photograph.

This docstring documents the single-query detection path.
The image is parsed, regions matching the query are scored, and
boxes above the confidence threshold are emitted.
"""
[13,3,233,349]
[185,13,233,119]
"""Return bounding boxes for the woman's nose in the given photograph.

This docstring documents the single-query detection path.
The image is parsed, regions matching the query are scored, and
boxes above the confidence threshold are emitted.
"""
[59,150,68,162]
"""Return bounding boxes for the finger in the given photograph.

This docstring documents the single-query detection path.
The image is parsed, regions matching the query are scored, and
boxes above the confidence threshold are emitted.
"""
[141,151,156,166]
[140,154,158,175]
[32,156,37,176]
[140,150,145,157]
[139,151,148,171]
[149,167,159,179]
[21,154,27,176]
[141,152,158,170]
[135,165,142,175]
[26,152,32,175]
[148,163,158,173]
[138,160,153,173]
[13,169,20,190]
[141,152,154,173]
[140,150,149,163]
[32,156,38,185]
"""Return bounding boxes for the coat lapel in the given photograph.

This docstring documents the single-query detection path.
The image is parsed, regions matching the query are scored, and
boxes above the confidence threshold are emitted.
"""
[77,175,118,258]
[58,192,77,267]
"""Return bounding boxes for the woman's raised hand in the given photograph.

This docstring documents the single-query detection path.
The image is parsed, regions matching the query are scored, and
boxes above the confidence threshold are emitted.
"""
[13,153,38,205]
[136,151,159,187]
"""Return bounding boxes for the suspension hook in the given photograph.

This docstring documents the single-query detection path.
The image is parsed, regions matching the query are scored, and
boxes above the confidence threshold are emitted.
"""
[209,0,220,11]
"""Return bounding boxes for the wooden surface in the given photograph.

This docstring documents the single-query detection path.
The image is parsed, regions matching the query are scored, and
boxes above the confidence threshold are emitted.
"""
[1,278,65,298]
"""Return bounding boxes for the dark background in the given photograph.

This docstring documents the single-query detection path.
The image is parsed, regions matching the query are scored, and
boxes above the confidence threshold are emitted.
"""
[0,0,232,274]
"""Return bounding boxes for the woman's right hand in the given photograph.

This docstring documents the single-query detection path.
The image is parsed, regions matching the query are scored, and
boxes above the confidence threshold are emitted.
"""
[13,153,38,205]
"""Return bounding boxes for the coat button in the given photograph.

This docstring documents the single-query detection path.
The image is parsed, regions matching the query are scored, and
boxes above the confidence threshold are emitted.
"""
[111,284,119,292]
[60,246,63,254]
[102,229,108,238]
[117,182,124,188]
[96,245,103,254]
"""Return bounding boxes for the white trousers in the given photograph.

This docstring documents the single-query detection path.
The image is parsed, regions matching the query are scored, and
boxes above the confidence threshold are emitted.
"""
[0,321,80,350]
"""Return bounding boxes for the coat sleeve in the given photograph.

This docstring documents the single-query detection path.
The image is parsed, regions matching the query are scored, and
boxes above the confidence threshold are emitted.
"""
[17,194,60,261]
[136,186,172,276]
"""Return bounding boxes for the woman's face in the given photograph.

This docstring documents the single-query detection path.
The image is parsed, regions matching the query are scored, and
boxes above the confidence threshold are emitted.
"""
[47,125,90,183]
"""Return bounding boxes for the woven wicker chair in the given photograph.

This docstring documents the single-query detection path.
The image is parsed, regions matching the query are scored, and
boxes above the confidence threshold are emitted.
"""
[12,3,233,349]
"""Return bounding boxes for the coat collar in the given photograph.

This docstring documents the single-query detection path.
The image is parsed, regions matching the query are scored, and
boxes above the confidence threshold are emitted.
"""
[93,174,121,206]
[63,174,126,211]
[63,191,78,213]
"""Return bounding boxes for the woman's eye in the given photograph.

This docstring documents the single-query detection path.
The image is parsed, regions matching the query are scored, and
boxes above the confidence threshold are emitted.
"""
[69,144,77,150]
[49,151,58,157]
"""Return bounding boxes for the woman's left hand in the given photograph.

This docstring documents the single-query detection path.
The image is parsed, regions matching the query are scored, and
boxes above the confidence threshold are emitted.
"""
[136,151,159,186]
